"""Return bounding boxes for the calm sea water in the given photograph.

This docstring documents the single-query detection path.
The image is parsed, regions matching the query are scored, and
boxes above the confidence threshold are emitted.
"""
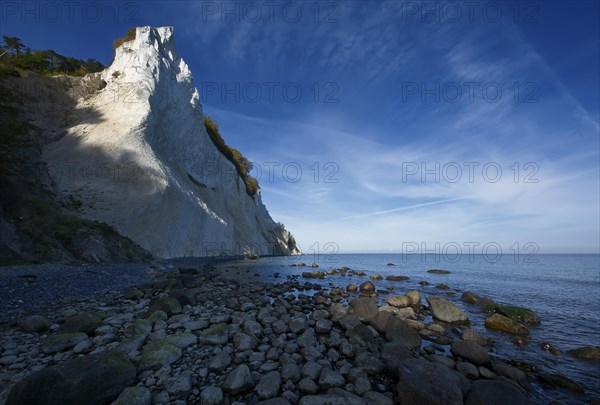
[217,253,600,404]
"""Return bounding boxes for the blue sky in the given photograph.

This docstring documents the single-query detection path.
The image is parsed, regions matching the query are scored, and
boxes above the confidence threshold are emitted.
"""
[3,1,599,253]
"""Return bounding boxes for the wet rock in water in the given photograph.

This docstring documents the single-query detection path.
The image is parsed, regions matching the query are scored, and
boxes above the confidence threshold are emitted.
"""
[397,358,464,405]
[567,346,600,362]
[427,269,451,274]
[256,371,282,399]
[359,281,376,293]
[346,284,358,292]
[462,329,487,346]
[385,275,409,282]
[348,298,378,321]
[435,284,450,290]
[387,262,395,266]
[112,386,151,405]
[384,317,421,349]
[199,323,230,345]
[426,296,469,323]
[406,291,421,305]
[538,373,585,393]
[540,342,561,355]
[465,380,534,405]
[460,291,481,304]
[6,351,135,405]
[302,271,324,279]
[223,365,254,394]
[419,281,430,286]
[484,314,529,336]
[451,340,491,365]
[311,263,319,268]
[385,295,410,308]
[200,386,224,405]
[491,361,528,389]
[370,274,383,280]
[59,312,102,335]
[139,341,182,370]
[486,304,540,325]
[19,315,50,333]
[42,332,90,354]
[512,336,529,347]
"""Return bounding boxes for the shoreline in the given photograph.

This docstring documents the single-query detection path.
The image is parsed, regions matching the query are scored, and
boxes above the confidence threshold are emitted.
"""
[0,260,598,404]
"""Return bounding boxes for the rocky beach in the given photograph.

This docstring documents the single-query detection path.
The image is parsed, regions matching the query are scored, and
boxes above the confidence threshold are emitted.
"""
[1,259,598,405]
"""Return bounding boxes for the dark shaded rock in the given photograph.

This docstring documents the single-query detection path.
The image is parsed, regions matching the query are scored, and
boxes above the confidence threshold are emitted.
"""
[568,346,600,362]
[19,315,50,333]
[385,275,409,281]
[169,289,196,306]
[460,291,481,304]
[367,311,392,333]
[466,380,534,405]
[111,386,151,405]
[451,340,491,365]
[223,365,254,394]
[427,269,450,274]
[354,351,384,375]
[538,373,584,393]
[319,368,345,390]
[59,312,101,335]
[256,371,282,399]
[397,358,464,405]
[42,332,89,354]
[146,297,181,316]
[6,351,135,405]
[385,317,421,348]
[299,395,346,405]
[381,340,413,377]
[139,341,182,370]
[540,341,561,355]
[348,298,378,321]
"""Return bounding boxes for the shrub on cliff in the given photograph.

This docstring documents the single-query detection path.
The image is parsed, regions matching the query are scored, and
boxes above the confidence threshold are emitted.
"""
[203,115,259,196]
[113,28,137,50]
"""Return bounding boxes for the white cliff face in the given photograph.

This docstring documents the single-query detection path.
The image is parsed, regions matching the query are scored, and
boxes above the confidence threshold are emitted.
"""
[44,26,297,258]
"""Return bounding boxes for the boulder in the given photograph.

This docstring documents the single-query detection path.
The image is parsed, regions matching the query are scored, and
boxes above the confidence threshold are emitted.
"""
[146,296,182,316]
[462,329,487,346]
[363,391,393,405]
[256,371,282,399]
[538,373,584,393]
[6,351,135,405]
[385,295,410,308]
[111,386,151,405]
[568,346,600,362]
[460,291,481,304]
[19,315,50,333]
[465,380,533,405]
[406,291,421,305]
[348,298,378,321]
[299,395,346,405]
[367,311,392,333]
[200,386,224,405]
[385,275,409,281]
[370,274,383,280]
[199,323,229,345]
[427,269,450,274]
[346,284,358,292]
[485,304,540,325]
[359,281,375,293]
[42,332,89,354]
[426,296,468,323]
[384,317,421,348]
[354,351,384,375]
[318,368,345,390]
[222,365,254,394]
[139,341,182,370]
[165,331,198,349]
[397,358,464,405]
[451,340,491,365]
[59,312,102,335]
[484,314,529,336]
[379,305,415,319]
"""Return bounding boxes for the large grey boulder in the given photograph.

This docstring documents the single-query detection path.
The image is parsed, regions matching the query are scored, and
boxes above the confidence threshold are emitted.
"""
[451,340,491,365]
[348,298,378,321]
[466,380,534,405]
[222,365,254,394]
[384,317,421,348]
[426,296,469,323]
[397,358,465,405]
[6,351,135,405]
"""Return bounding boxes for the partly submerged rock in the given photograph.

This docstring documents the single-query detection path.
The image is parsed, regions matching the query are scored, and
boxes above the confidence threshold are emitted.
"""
[426,296,469,323]
[484,314,529,336]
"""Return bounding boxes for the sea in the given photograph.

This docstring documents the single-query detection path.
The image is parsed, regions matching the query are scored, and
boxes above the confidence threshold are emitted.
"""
[214,253,600,404]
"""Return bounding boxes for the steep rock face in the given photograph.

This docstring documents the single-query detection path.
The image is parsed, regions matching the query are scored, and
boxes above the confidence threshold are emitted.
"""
[44,27,297,257]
